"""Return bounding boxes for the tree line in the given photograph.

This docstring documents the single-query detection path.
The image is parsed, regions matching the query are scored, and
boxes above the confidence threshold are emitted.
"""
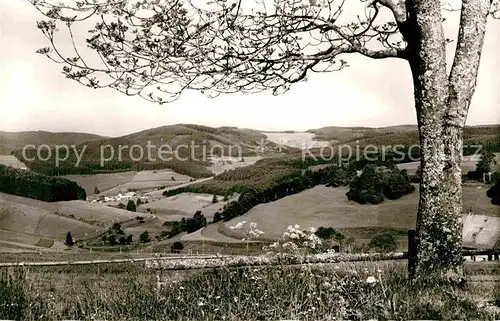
[0,164,86,202]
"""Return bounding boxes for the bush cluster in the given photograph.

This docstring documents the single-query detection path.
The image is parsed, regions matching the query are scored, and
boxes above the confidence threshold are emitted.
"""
[346,164,415,204]
[368,233,398,252]
[168,211,208,238]
[101,223,133,246]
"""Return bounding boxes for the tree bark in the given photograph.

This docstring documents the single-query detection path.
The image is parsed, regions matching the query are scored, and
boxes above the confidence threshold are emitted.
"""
[405,0,491,280]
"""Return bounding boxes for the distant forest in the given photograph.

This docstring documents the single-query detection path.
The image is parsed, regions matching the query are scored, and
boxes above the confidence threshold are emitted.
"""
[0,164,86,202]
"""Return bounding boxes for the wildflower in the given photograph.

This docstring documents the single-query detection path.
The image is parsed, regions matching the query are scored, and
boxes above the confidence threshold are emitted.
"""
[366,276,377,284]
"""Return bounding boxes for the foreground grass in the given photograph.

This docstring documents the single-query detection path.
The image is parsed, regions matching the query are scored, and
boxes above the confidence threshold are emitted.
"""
[1,263,499,320]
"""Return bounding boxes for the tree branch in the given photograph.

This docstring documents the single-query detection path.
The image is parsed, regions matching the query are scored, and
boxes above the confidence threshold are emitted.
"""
[446,0,492,127]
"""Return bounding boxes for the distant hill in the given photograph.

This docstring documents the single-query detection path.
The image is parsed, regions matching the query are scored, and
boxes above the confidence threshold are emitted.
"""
[10,124,291,178]
[307,124,500,148]
[0,130,105,154]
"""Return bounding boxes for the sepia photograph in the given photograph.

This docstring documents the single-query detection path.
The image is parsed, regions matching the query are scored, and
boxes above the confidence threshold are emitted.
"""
[0,0,499,320]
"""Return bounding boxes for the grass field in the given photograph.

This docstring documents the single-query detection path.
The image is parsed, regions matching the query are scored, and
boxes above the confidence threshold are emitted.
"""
[63,169,194,196]
[62,171,137,195]
[208,156,263,175]
[1,260,498,320]
[142,193,236,221]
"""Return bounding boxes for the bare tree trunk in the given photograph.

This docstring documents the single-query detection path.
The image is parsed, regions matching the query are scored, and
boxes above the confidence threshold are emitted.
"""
[406,0,491,280]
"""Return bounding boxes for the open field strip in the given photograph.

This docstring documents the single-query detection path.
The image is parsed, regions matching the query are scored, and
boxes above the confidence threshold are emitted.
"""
[0,154,28,169]
[147,176,214,197]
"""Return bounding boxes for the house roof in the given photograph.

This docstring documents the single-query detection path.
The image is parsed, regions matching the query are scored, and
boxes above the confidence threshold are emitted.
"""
[462,213,500,250]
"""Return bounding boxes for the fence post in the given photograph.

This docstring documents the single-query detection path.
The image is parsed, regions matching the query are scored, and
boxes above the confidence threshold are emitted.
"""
[408,229,416,278]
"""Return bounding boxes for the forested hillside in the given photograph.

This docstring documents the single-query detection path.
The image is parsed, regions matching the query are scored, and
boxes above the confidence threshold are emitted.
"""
[0,164,86,201]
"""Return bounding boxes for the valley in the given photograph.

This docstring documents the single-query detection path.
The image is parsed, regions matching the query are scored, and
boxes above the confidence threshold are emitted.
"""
[0,124,498,258]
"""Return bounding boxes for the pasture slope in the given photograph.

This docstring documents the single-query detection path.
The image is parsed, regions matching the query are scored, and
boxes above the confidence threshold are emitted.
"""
[0,191,156,252]
[397,153,500,175]
[215,184,499,243]
[0,197,103,251]
[142,192,236,222]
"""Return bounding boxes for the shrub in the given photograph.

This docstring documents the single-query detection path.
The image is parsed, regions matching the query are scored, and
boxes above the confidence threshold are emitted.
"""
[94,186,100,194]
[368,233,397,252]
[315,227,338,240]
[126,234,133,244]
[111,222,125,235]
[136,198,142,206]
[186,211,207,233]
[212,194,218,203]
[119,236,127,245]
[65,231,74,246]
[486,176,500,205]
[139,231,150,243]
[366,192,385,204]
[126,200,136,212]
[108,234,117,245]
[171,241,184,253]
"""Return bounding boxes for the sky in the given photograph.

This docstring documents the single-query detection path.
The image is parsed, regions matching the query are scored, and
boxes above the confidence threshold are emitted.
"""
[0,1,499,138]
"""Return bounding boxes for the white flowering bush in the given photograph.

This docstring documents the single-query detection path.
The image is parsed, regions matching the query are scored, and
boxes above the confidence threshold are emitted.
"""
[264,224,323,255]
[229,221,265,251]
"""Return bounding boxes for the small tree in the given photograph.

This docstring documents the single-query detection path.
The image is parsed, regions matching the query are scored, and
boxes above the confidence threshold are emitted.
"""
[65,231,74,246]
[223,194,229,201]
[171,241,184,254]
[136,198,142,206]
[212,194,218,204]
[108,234,117,246]
[94,186,100,194]
[126,200,136,212]
[111,222,122,232]
[126,234,133,244]
[139,231,150,243]
[486,177,500,205]
[119,236,127,245]
[476,149,496,176]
